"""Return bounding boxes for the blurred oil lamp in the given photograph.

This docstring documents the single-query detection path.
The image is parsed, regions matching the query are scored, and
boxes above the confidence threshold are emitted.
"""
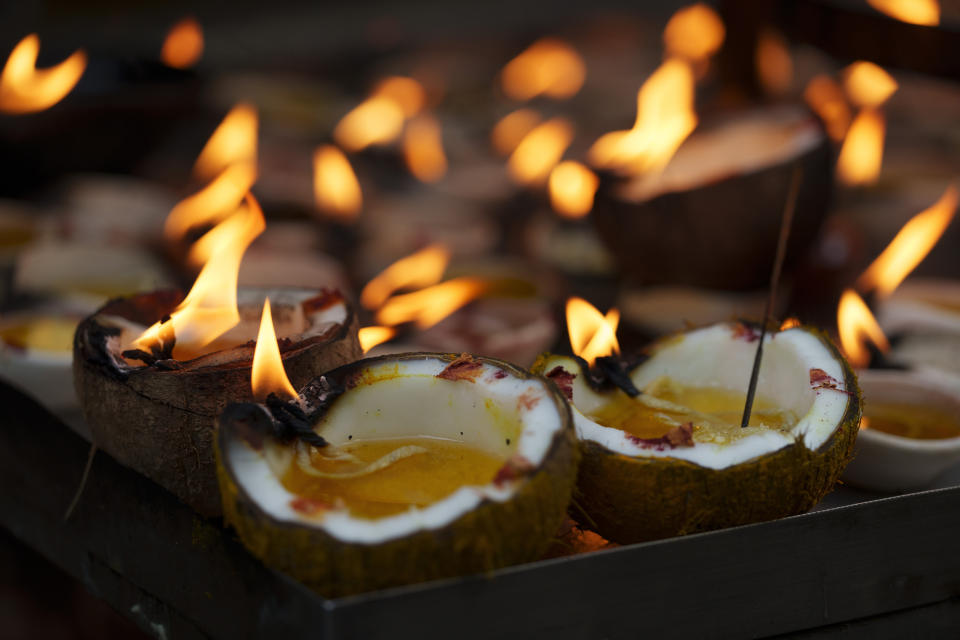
[73,192,361,515]
[161,17,204,70]
[500,38,586,101]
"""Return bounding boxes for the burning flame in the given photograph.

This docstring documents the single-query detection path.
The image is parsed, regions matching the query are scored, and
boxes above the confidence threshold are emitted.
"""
[358,326,396,353]
[507,117,574,186]
[334,96,405,152]
[836,108,885,186]
[867,0,939,26]
[372,76,426,118]
[780,317,802,331]
[361,244,451,310]
[376,277,488,329]
[251,297,298,401]
[186,194,265,269]
[843,61,898,108]
[663,4,726,62]
[549,161,599,219]
[313,145,363,222]
[756,29,793,96]
[501,38,586,101]
[403,113,447,183]
[837,289,890,368]
[161,17,203,69]
[492,108,542,156]
[858,185,958,297]
[164,162,257,243]
[132,193,265,360]
[588,58,697,175]
[566,297,619,366]
[0,34,86,114]
[193,103,258,181]
[804,75,852,142]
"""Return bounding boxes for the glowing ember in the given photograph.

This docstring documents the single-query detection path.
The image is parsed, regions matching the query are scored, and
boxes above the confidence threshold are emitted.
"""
[780,317,802,331]
[837,289,889,368]
[843,61,898,108]
[549,161,599,219]
[132,193,265,360]
[491,108,542,156]
[313,145,363,222]
[507,117,574,186]
[403,113,447,183]
[663,3,726,62]
[858,185,958,297]
[0,34,86,114]
[501,38,586,101]
[867,0,939,26]
[361,244,450,310]
[836,108,885,186]
[358,326,397,353]
[251,297,298,401]
[333,96,405,152]
[161,17,204,69]
[375,277,488,329]
[588,58,697,175]
[804,75,852,142]
[372,76,426,118]
[756,29,793,96]
[193,103,258,181]
[566,297,620,366]
[164,162,257,244]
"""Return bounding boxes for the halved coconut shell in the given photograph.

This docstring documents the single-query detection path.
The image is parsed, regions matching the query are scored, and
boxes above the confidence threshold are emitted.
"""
[591,106,832,290]
[537,322,860,543]
[73,287,361,516]
[216,353,577,596]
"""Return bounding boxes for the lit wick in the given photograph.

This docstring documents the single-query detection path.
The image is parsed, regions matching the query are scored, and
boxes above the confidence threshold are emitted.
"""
[741,166,801,428]
[251,297,298,402]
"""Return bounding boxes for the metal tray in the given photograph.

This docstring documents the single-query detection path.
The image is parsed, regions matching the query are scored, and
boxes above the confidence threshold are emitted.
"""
[2,380,959,639]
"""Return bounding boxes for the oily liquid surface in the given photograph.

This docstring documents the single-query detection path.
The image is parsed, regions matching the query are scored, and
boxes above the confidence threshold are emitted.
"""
[862,403,960,440]
[282,437,505,518]
[590,377,797,445]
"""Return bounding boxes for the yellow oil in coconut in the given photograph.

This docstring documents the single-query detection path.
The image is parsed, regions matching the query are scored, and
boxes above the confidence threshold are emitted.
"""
[589,376,798,445]
[282,437,506,518]
[0,317,77,352]
[861,403,960,440]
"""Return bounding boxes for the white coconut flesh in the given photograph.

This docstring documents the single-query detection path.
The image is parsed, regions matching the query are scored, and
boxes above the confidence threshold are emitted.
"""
[226,355,566,544]
[545,324,851,470]
[95,287,348,369]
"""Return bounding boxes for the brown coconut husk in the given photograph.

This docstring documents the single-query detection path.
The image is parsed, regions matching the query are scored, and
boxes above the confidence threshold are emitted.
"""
[73,287,361,516]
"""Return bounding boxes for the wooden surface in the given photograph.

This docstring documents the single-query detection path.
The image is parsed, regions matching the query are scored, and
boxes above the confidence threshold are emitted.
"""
[3,378,960,639]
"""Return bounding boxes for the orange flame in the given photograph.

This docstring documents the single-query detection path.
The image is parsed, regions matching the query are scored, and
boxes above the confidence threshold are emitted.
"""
[193,103,258,181]
[756,29,793,96]
[501,38,586,101]
[161,17,203,69]
[858,185,958,297]
[358,326,397,353]
[403,113,447,183]
[132,193,265,360]
[867,0,939,26]
[164,162,257,244]
[251,297,298,401]
[507,117,574,186]
[588,58,697,175]
[376,277,488,329]
[313,145,363,222]
[0,34,86,114]
[780,317,802,331]
[843,61,898,108]
[186,193,265,269]
[361,244,451,310]
[549,161,599,219]
[837,289,889,368]
[836,108,885,186]
[804,75,852,142]
[566,297,620,366]
[372,76,426,118]
[334,95,406,152]
[663,4,726,62]
[491,108,542,156]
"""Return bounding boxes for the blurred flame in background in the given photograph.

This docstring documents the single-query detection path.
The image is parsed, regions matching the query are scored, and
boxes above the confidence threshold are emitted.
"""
[566,297,620,366]
[313,145,363,222]
[372,76,426,117]
[403,113,447,183]
[549,161,599,219]
[376,277,489,329]
[837,289,889,368]
[755,28,793,96]
[804,75,852,142]
[508,117,575,185]
[361,244,450,310]
[663,3,725,62]
[867,0,940,26]
[186,194,265,268]
[358,326,397,353]
[0,34,86,114]
[251,297,298,401]
[334,95,405,152]
[836,108,885,186]
[492,108,542,156]
[193,103,258,180]
[501,38,586,101]
[843,61,898,108]
[161,17,204,69]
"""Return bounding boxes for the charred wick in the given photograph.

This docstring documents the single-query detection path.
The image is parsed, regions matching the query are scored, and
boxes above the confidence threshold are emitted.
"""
[575,353,646,397]
[265,393,328,448]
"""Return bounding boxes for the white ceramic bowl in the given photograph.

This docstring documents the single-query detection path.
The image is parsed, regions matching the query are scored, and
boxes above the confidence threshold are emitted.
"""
[842,369,960,492]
